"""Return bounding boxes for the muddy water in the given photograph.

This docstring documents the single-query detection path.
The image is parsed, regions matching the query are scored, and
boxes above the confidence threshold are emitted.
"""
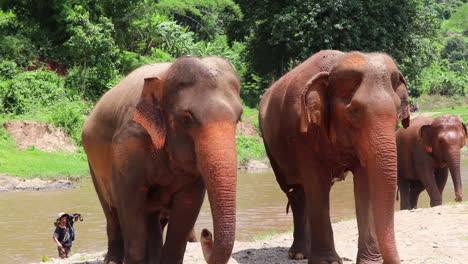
[1,160,467,263]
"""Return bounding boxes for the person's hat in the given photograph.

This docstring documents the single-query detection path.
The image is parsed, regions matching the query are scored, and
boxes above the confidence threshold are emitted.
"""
[57,212,68,220]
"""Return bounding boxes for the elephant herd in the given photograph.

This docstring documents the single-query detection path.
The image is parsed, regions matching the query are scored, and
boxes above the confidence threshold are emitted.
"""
[81,50,467,264]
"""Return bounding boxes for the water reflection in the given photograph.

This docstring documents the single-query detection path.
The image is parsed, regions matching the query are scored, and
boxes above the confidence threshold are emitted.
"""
[1,160,467,263]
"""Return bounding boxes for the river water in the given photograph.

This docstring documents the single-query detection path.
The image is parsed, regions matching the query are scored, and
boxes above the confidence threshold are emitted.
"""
[1,160,467,263]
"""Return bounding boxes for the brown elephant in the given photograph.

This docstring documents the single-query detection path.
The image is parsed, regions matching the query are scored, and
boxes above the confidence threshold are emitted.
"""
[397,115,466,210]
[259,50,410,264]
[82,56,242,264]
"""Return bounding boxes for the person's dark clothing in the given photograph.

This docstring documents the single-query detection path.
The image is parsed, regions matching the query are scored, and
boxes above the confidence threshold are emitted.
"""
[53,225,73,248]
[53,214,76,248]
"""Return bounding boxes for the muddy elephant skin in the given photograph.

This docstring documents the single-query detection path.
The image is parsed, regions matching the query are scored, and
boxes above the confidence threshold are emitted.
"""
[397,115,467,209]
[259,50,410,264]
[82,56,242,264]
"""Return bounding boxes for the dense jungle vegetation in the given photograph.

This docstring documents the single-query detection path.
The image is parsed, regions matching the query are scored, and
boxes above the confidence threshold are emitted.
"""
[0,0,466,178]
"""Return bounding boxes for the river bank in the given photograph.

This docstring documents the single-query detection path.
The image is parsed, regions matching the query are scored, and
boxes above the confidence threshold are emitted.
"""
[35,203,468,264]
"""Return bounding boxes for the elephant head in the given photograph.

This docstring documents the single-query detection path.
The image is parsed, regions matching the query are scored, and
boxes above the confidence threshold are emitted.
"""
[420,115,467,202]
[133,56,242,264]
[300,52,410,262]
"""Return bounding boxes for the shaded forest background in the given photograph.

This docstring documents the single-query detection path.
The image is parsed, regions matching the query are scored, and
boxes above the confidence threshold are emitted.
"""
[0,0,466,175]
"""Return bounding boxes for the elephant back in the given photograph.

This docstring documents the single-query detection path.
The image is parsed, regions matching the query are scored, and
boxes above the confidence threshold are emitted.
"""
[84,63,172,140]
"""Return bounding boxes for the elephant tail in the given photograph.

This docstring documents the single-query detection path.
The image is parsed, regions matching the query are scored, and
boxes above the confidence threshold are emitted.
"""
[286,201,291,214]
[396,186,399,201]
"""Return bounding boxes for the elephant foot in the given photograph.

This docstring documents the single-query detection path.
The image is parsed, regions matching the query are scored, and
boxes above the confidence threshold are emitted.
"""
[288,241,308,260]
[104,253,124,264]
[289,251,306,260]
[308,251,342,264]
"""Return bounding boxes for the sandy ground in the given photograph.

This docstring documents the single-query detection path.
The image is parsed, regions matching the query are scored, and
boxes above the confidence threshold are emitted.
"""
[38,203,468,264]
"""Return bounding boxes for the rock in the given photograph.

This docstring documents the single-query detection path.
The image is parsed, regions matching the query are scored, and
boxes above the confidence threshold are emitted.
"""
[0,174,75,192]
[238,160,270,171]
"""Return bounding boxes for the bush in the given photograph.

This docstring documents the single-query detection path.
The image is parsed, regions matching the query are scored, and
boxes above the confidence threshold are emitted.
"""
[48,100,91,145]
[236,136,266,165]
[119,50,174,75]
[419,59,467,96]
[1,70,65,114]
[0,60,19,79]
[441,36,467,62]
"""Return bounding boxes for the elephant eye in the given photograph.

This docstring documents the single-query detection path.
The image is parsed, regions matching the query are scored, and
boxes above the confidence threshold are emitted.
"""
[181,111,194,128]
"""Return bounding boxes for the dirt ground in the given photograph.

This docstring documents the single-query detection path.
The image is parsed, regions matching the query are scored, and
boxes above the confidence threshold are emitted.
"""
[39,203,468,264]
[3,120,76,152]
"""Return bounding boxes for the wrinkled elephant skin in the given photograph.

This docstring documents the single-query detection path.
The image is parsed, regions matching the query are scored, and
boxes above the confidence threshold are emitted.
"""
[82,56,242,264]
[397,115,467,209]
[260,50,409,264]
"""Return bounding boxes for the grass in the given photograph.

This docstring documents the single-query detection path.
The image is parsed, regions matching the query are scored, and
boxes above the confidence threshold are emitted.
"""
[442,2,468,37]
[414,94,468,121]
[242,104,260,132]
[252,230,279,241]
[0,125,89,180]
[236,136,267,165]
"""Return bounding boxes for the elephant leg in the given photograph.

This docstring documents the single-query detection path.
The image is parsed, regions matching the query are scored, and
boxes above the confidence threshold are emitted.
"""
[409,181,424,209]
[146,211,163,264]
[398,177,411,210]
[435,167,449,196]
[161,177,205,263]
[353,168,382,263]
[418,167,442,207]
[267,149,309,260]
[301,166,341,264]
[112,160,151,263]
[104,209,125,264]
[287,185,310,260]
[89,165,124,264]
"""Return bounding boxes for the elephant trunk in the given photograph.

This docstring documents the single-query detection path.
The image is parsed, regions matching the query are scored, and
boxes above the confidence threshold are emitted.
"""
[447,148,463,202]
[364,123,400,263]
[195,122,237,264]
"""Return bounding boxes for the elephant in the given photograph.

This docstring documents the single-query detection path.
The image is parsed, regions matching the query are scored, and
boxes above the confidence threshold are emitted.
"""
[82,56,242,264]
[396,115,466,210]
[259,50,410,264]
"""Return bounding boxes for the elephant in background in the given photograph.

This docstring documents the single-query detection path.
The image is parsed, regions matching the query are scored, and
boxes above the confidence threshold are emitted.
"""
[397,115,467,210]
[260,50,409,264]
[82,56,242,264]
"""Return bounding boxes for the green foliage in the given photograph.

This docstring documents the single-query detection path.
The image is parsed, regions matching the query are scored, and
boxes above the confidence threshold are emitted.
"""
[41,256,51,262]
[0,60,19,79]
[63,5,120,100]
[442,2,468,34]
[0,70,65,114]
[119,50,174,74]
[156,0,242,40]
[242,104,260,131]
[231,0,442,98]
[241,73,268,107]
[419,58,467,96]
[236,136,266,165]
[192,35,247,75]
[441,36,467,62]
[48,100,91,145]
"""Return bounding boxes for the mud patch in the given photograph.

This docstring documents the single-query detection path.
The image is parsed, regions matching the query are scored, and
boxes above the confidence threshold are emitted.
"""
[3,120,77,152]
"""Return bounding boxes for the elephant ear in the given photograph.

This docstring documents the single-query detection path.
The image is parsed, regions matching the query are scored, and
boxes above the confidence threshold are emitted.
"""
[462,122,467,146]
[419,124,433,153]
[395,72,410,128]
[300,72,329,133]
[133,77,166,149]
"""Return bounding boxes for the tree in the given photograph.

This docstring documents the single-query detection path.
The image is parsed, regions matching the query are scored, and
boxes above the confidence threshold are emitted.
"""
[230,0,442,97]
[63,5,120,99]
